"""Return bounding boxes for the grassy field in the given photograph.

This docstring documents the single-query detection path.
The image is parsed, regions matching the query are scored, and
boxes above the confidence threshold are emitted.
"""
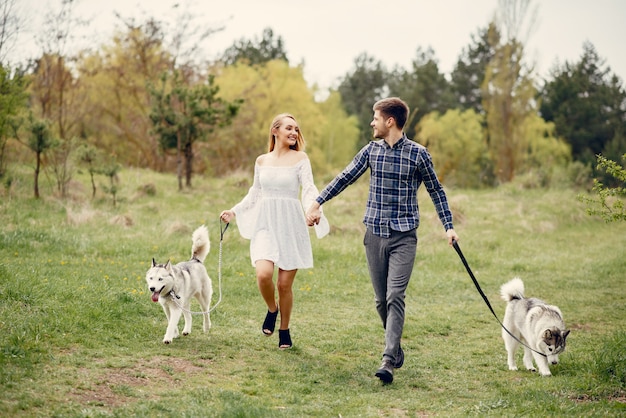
[0,166,625,417]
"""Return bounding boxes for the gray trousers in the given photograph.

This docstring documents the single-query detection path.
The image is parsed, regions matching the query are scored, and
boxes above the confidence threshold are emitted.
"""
[364,227,417,363]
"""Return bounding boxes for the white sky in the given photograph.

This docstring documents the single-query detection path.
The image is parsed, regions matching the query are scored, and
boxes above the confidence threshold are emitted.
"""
[12,0,626,92]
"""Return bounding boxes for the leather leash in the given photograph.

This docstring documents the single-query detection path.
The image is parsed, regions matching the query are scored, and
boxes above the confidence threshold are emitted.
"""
[452,240,546,357]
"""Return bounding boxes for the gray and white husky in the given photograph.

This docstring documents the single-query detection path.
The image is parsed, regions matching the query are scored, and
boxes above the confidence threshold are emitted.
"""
[145,225,213,344]
[500,278,570,376]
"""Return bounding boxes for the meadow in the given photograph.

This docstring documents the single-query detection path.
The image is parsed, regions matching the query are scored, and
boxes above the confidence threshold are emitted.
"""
[0,166,624,417]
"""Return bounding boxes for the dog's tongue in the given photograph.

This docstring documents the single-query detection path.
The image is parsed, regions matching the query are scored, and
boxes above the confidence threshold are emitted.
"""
[151,292,160,302]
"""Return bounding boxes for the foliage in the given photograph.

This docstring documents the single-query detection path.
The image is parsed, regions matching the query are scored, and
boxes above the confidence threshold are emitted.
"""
[98,159,121,207]
[25,116,57,198]
[148,69,241,189]
[212,59,359,176]
[2,0,624,194]
[388,47,456,139]
[221,27,289,66]
[417,108,491,188]
[337,53,388,148]
[76,143,102,198]
[578,154,626,222]
[450,23,496,115]
[518,113,572,186]
[540,42,626,167]
[77,19,173,170]
[0,63,28,177]
[312,91,361,173]
[482,1,537,183]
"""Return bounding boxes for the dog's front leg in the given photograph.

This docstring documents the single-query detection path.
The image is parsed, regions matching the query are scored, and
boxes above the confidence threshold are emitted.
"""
[532,352,552,376]
[522,347,537,372]
[163,305,182,344]
[181,303,193,336]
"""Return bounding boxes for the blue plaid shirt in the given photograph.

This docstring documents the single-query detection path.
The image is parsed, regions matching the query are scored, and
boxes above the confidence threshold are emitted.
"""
[316,135,454,238]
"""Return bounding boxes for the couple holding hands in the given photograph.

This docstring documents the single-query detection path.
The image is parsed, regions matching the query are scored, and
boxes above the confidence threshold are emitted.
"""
[220,97,458,384]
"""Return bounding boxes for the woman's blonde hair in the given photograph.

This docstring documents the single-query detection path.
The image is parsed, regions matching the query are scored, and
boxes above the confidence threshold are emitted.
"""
[267,113,306,152]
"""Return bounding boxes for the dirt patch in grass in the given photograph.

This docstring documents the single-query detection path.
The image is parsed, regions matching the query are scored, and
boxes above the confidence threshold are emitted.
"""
[67,356,214,408]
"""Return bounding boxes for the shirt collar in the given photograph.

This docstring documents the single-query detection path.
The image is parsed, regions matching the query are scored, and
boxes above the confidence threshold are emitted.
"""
[378,133,407,149]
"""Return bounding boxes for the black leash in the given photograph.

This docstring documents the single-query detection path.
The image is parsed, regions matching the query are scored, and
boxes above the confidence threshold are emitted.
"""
[451,240,546,357]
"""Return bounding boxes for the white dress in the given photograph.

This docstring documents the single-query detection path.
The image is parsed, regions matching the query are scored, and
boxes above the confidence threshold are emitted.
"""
[232,158,329,270]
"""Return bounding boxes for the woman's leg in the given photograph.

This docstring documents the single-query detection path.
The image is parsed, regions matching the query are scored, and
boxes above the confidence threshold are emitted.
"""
[276,268,297,331]
[256,260,278,312]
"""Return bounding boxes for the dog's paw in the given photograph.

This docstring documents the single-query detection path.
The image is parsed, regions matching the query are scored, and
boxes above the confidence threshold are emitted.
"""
[163,339,172,344]
[182,331,190,336]
[508,366,518,371]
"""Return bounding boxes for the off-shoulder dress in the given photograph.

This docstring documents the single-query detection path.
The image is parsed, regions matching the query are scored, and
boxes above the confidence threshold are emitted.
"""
[232,158,329,270]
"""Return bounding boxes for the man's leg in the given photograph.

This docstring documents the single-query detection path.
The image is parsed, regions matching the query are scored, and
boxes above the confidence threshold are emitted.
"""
[364,228,390,329]
[383,229,417,363]
[364,228,417,363]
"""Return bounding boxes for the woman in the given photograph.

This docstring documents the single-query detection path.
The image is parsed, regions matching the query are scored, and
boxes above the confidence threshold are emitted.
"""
[220,113,328,349]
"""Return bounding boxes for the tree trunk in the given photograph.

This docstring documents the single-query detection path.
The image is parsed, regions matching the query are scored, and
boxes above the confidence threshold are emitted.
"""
[185,140,193,188]
[176,132,183,191]
[34,152,41,199]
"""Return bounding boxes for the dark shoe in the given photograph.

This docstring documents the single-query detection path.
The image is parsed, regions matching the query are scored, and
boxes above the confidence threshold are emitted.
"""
[375,360,394,383]
[262,309,278,336]
[394,345,404,369]
[278,329,292,349]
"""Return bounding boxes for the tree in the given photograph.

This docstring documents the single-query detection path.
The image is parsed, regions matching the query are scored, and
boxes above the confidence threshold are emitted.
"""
[76,143,101,198]
[517,113,571,186]
[26,0,92,197]
[212,59,359,177]
[312,90,360,173]
[539,42,626,167]
[337,53,388,148]
[149,69,241,189]
[482,0,538,183]
[26,117,57,199]
[0,63,27,177]
[0,0,23,63]
[77,19,172,170]
[388,47,455,139]
[221,27,288,66]
[417,109,490,188]
[451,23,496,115]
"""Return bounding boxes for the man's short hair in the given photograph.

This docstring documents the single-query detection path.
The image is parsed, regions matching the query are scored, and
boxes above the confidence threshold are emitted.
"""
[373,97,409,129]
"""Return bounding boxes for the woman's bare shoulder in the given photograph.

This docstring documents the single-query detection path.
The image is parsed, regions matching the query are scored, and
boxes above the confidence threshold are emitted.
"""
[256,153,271,166]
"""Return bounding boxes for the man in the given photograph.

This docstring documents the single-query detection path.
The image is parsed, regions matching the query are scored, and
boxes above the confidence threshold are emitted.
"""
[306,97,459,384]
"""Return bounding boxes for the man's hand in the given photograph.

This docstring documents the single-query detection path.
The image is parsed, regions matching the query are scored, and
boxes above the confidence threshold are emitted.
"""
[446,228,459,247]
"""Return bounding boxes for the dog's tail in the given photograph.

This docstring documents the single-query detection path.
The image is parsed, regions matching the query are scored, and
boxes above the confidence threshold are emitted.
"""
[500,277,525,302]
[191,225,210,263]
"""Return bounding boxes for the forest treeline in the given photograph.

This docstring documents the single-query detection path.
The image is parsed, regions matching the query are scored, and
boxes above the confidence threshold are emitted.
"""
[1,0,625,198]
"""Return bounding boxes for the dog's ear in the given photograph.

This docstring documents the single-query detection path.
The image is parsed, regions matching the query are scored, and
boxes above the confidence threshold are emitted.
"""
[543,329,553,339]
[165,260,171,270]
[152,258,157,267]
[562,329,570,340]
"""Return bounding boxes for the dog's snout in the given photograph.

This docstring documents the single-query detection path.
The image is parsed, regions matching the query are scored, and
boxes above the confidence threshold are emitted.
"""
[149,287,155,292]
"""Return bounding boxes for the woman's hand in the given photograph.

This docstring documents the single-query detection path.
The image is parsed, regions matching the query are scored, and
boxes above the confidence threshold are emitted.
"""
[220,210,235,223]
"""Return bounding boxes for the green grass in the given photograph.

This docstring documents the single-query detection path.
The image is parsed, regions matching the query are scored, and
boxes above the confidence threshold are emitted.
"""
[0,166,625,417]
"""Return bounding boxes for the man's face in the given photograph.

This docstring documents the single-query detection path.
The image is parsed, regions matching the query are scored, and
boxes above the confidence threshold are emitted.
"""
[370,110,389,139]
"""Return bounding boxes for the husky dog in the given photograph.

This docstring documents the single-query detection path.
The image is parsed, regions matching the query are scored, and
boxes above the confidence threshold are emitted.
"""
[145,225,213,344]
[500,278,570,376]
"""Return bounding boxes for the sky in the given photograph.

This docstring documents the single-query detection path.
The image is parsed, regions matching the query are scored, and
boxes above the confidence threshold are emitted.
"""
[11,0,626,92]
